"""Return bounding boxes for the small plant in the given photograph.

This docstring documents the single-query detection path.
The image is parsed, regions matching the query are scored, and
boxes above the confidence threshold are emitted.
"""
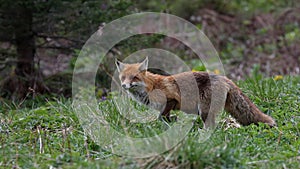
[1,75,299,168]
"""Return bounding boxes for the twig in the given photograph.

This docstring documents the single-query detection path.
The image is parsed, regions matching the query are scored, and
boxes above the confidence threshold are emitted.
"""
[0,134,6,166]
[84,136,90,160]
[100,64,121,91]
[246,159,269,164]
[37,125,44,154]
[14,142,19,169]
[275,126,282,150]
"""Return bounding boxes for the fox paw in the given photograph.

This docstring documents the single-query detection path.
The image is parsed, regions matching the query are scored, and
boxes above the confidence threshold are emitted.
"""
[160,115,177,123]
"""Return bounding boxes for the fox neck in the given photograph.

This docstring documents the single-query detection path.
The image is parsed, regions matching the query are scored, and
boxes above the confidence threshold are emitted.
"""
[126,71,163,105]
[141,71,160,91]
[127,88,150,105]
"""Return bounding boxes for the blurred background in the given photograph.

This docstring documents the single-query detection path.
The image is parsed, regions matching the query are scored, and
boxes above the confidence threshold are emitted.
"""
[0,0,299,101]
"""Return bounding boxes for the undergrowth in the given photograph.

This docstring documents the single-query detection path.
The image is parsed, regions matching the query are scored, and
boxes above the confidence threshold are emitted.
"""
[0,75,299,168]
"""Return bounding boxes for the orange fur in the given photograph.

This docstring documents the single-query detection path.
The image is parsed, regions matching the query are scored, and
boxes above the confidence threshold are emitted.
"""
[116,59,276,128]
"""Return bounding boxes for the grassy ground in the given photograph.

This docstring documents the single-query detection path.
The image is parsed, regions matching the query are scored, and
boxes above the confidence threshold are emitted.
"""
[0,75,299,168]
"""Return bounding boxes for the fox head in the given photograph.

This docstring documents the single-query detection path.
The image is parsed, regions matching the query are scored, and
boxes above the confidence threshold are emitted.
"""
[115,57,148,91]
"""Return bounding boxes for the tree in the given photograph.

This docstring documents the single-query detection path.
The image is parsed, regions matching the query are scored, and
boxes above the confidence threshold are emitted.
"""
[0,1,36,99]
[0,0,134,99]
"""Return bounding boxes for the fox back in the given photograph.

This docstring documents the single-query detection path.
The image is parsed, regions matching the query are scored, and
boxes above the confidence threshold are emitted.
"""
[115,57,276,127]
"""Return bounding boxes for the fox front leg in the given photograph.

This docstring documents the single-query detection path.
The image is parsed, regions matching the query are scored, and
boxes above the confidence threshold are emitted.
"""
[159,99,178,123]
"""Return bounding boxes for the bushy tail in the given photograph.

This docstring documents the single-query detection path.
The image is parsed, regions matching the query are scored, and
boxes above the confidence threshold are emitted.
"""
[225,84,276,127]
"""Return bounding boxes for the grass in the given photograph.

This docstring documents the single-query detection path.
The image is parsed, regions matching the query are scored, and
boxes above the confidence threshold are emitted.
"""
[0,75,299,168]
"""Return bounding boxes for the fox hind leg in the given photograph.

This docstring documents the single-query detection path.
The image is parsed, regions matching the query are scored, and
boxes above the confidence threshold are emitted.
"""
[202,85,229,129]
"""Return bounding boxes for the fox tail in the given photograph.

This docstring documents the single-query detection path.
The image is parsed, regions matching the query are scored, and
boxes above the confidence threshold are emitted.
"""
[225,83,276,127]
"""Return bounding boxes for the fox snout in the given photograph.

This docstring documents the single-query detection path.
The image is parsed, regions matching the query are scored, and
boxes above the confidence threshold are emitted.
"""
[121,83,132,90]
[121,81,144,90]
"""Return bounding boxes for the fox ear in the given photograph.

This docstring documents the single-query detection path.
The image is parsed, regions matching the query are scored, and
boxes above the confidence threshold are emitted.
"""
[115,59,125,72]
[139,56,148,71]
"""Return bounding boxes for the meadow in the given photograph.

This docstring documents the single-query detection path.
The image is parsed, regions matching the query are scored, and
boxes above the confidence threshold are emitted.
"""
[0,74,299,168]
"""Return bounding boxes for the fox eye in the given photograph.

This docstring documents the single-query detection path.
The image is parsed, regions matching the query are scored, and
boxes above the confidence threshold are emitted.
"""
[121,76,125,81]
[133,76,139,81]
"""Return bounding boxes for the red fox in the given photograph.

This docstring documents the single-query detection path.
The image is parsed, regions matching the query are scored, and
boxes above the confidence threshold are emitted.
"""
[115,57,276,128]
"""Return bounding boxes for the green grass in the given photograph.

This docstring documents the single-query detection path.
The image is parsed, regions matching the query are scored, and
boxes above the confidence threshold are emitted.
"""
[0,75,299,168]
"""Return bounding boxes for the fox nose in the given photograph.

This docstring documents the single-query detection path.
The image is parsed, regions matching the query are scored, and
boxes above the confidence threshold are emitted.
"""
[122,84,131,89]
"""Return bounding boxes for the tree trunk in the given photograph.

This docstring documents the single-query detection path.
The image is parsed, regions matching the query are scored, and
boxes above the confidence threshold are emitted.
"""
[0,3,40,99]
[14,6,35,77]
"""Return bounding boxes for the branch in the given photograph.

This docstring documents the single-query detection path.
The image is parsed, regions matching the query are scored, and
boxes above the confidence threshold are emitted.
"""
[37,45,75,50]
[36,33,84,44]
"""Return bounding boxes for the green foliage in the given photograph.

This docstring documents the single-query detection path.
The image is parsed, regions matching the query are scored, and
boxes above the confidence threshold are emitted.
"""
[227,0,297,16]
[1,75,299,168]
[116,34,165,57]
[1,0,300,167]
[284,26,300,44]
[136,0,298,18]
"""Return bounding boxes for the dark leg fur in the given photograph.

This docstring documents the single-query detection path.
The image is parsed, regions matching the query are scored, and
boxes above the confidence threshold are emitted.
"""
[159,99,177,122]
